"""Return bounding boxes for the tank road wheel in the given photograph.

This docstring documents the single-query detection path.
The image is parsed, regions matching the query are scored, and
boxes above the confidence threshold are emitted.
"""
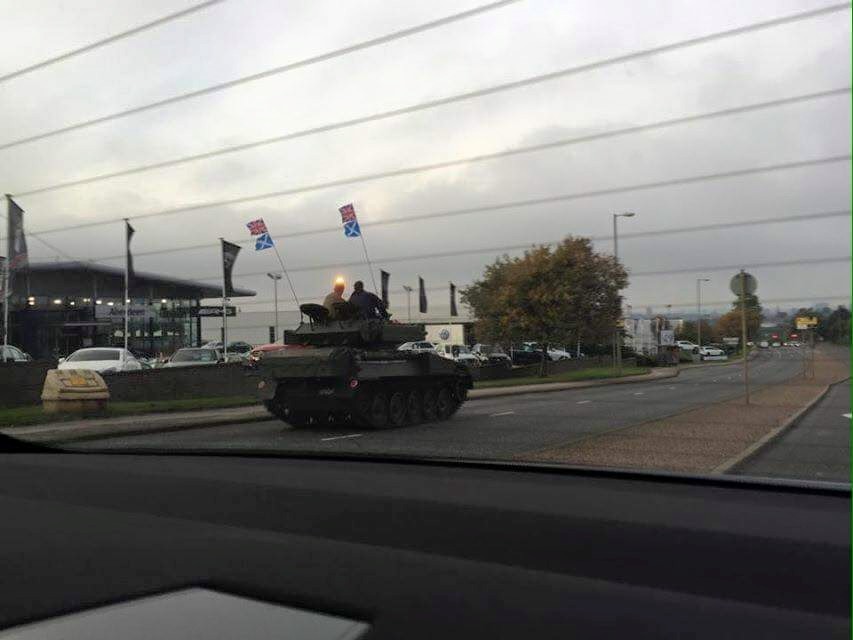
[454,379,469,404]
[422,388,438,422]
[405,390,422,424]
[436,385,457,420]
[263,399,288,421]
[388,391,407,428]
[285,410,313,428]
[365,392,389,429]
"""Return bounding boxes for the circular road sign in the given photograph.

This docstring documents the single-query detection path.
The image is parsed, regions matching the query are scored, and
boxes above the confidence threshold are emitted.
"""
[730,272,757,296]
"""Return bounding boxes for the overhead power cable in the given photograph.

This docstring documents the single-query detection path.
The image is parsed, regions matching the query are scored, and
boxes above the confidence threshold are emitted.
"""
[237,292,853,309]
[0,0,226,84]
[186,253,851,283]
[26,152,851,236]
[10,67,847,196]
[0,0,523,152]
[87,207,850,263]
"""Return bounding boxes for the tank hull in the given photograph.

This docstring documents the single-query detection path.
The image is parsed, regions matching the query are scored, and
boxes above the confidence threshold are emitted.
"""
[251,347,473,428]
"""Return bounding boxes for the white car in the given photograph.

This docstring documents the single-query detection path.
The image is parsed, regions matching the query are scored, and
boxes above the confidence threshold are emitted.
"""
[397,341,438,354]
[58,348,142,374]
[521,342,572,361]
[698,346,727,360]
[676,340,699,352]
[759,341,770,348]
[771,342,782,348]
[164,348,223,368]
[0,345,31,362]
[436,344,481,366]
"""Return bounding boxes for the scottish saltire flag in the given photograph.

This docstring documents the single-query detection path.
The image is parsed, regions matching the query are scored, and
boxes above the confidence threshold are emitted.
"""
[339,203,361,238]
[246,218,268,236]
[255,233,275,251]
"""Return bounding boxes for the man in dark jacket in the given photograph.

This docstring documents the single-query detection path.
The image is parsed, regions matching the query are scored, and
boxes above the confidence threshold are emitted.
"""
[349,280,390,320]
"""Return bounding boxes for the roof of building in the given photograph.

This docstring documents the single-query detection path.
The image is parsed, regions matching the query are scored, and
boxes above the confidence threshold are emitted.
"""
[24,261,255,299]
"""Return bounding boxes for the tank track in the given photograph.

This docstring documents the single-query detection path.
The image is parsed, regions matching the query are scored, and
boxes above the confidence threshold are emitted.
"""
[263,377,468,429]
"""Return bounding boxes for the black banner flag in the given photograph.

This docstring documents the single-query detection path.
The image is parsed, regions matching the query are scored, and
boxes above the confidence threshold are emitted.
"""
[125,219,135,285]
[418,276,427,313]
[6,196,28,271]
[221,239,241,297]
[380,270,390,309]
[450,282,458,317]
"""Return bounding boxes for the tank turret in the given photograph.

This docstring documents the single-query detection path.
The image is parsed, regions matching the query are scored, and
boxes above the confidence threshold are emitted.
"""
[285,303,426,348]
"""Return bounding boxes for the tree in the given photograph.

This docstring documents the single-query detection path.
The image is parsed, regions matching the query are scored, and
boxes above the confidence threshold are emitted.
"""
[675,320,713,344]
[712,291,763,342]
[818,306,851,344]
[461,237,627,373]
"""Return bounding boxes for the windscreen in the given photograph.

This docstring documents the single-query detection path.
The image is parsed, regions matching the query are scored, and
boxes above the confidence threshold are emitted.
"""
[0,1,849,487]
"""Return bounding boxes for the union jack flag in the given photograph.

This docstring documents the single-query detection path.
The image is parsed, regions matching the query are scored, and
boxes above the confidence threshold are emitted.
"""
[246,218,268,236]
[339,204,357,223]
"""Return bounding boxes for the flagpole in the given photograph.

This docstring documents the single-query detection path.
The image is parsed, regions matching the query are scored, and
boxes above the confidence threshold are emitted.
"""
[272,244,300,308]
[220,238,228,360]
[123,219,130,353]
[358,234,379,294]
[3,197,10,353]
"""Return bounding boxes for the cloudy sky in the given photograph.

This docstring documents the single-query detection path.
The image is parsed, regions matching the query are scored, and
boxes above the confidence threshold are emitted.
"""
[0,0,850,323]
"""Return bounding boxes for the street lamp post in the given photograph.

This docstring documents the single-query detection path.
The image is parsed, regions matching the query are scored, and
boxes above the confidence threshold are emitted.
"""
[696,278,710,348]
[612,212,636,372]
[402,285,413,323]
[267,272,283,343]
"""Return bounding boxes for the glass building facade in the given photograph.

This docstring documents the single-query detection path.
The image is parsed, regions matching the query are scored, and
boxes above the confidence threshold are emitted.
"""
[1,262,254,359]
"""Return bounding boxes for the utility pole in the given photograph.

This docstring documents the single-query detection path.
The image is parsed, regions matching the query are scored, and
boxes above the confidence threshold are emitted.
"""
[612,212,636,373]
[739,271,750,404]
[267,272,282,343]
[696,278,710,349]
[402,285,413,323]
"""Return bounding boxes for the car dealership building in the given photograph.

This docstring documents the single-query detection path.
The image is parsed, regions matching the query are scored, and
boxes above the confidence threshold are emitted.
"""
[1,262,254,359]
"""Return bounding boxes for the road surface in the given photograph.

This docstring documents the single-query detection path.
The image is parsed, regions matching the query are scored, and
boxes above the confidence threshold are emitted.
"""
[734,378,851,482]
[75,349,813,465]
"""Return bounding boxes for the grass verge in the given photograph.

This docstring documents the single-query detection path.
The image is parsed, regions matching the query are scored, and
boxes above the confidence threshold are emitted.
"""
[0,396,258,427]
[473,366,650,389]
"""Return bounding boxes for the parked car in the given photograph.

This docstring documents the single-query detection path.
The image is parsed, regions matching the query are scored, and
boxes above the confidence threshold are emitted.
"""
[0,345,32,362]
[471,344,513,369]
[164,347,223,368]
[698,346,727,360]
[759,341,770,348]
[248,343,290,363]
[58,348,143,374]
[203,340,253,354]
[397,341,439,354]
[676,340,699,352]
[771,341,781,348]
[436,343,481,367]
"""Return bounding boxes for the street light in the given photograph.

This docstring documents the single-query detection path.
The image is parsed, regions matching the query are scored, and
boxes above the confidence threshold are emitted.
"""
[696,278,710,348]
[267,272,283,343]
[612,212,636,372]
[402,285,414,323]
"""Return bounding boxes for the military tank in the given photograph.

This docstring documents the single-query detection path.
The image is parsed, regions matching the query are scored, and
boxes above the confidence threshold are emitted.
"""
[249,302,473,428]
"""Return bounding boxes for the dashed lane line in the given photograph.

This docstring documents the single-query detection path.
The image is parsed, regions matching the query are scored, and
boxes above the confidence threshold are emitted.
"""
[320,433,363,442]
[490,411,516,417]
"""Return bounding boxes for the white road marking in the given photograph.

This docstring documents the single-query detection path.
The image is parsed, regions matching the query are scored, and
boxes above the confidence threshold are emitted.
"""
[321,433,363,442]
[668,386,677,390]
[843,413,851,420]
[490,411,516,417]
[633,392,644,396]
[576,400,591,404]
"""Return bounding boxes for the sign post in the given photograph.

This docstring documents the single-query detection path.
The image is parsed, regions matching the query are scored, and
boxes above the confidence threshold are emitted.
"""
[730,270,757,405]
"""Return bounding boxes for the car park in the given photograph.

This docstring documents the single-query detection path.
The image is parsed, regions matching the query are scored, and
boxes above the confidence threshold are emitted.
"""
[164,347,224,368]
[58,348,143,373]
